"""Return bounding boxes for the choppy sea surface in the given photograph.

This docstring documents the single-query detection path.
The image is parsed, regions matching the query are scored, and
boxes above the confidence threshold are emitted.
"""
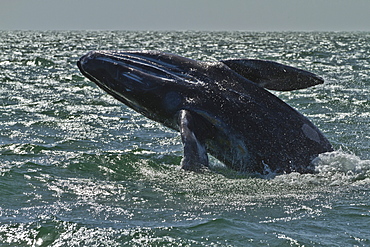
[0,31,369,246]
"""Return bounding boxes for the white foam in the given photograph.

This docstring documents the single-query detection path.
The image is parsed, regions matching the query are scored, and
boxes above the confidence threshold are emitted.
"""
[272,151,370,187]
[312,151,370,185]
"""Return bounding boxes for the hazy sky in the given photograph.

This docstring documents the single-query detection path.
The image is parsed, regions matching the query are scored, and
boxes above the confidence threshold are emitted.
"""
[1,0,370,31]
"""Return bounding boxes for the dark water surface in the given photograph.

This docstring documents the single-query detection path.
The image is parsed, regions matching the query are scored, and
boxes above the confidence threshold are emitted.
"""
[0,31,369,246]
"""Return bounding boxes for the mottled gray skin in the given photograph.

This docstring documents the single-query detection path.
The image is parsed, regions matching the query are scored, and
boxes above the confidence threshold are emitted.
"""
[77,51,333,174]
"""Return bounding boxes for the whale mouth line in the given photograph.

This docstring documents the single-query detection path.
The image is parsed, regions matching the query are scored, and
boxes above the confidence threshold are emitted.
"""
[77,53,160,119]
[80,51,205,87]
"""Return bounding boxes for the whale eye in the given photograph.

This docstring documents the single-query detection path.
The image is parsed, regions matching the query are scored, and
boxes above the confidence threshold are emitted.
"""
[164,92,182,112]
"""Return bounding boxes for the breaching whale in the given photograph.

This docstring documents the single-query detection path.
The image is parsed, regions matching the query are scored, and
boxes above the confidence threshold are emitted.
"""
[77,50,333,174]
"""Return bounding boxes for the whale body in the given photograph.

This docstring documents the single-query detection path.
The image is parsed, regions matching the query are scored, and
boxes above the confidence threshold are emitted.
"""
[77,51,333,174]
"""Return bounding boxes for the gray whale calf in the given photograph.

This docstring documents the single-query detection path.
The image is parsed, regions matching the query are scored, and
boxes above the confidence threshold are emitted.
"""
[77,51,333,174]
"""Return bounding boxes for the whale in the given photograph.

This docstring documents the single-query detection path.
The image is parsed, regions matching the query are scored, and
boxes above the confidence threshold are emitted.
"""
[77,50,333,174]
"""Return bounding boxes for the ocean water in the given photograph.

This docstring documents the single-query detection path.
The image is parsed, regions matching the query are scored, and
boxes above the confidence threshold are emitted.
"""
[0,31,369,246]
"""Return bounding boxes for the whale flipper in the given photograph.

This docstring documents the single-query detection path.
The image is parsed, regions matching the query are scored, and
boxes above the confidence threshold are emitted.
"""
[178,110,209,171]
[221,59,324,91]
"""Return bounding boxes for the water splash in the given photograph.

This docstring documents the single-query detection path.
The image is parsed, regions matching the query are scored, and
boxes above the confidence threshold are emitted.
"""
[313,151,370,185]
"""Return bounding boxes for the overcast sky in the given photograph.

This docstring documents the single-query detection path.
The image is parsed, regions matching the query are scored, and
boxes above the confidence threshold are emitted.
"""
[1,0,370,31]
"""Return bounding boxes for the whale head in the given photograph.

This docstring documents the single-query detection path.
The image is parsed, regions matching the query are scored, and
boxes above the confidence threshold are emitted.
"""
[77,50,207,128]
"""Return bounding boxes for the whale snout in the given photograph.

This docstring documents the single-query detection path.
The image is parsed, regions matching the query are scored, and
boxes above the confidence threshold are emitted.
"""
[77,51,100,71]
[78,50,206,97]
[77,51,105,83]
[77,51,138,93]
